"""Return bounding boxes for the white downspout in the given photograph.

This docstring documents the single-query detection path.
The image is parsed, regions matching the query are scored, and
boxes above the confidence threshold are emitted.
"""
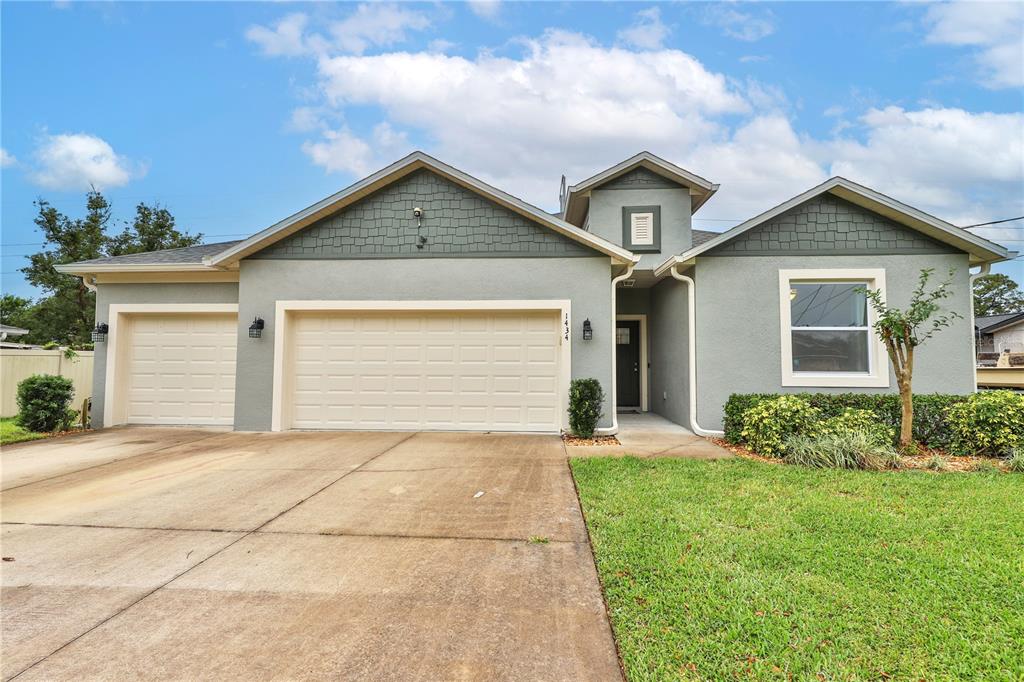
[594,259,638,436]
[968,262,991,392]
[669,263,724,437]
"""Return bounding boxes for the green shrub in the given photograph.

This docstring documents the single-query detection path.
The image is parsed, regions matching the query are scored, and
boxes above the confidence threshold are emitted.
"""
[1007,450,1024,473]
[724,392,966,447]
[16,374,76,432]
[947,391,1024,457]
[816,408,895,445]
[784,431,901,470]
[740,395,821,457]
[568,378,605,438]
[924,455,949,472]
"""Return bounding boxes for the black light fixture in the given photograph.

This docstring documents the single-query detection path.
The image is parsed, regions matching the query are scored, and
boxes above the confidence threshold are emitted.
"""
[91,323,109,343]
[248,316,265,339]
[582,318,593,341]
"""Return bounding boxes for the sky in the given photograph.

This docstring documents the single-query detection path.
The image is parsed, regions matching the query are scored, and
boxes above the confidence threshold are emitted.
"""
[2,0,1022,299]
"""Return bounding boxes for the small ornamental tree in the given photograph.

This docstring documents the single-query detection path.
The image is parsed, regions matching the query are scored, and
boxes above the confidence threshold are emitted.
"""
[863,268,961,448]
[568,378,605,438]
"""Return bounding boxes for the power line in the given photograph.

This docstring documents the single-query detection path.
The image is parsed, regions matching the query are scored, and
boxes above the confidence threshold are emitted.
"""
[962,216,1024,229]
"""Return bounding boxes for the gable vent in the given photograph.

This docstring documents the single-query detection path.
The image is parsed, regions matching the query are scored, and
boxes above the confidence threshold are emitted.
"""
[630,212,654,245]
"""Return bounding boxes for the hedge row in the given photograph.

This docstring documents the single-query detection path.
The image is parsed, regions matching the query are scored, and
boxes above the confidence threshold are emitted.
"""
[723,392,968,449]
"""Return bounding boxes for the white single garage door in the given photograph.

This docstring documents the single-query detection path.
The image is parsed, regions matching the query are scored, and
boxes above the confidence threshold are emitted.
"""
[286,310,562,432]
[123,313,237,425]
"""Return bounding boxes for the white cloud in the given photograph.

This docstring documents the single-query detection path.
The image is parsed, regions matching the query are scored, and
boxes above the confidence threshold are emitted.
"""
[246,4,430,58]
[826,106,1024,224]
[617,7,670,50]
[29,132,143,191]
[467,0,501,21]
[310,29,749,200]
[923,1,1024,88]
[329,3,430,54]
[703,6,776,42]
[253,17,1022,244]
[738,54,769,63]
[0,148,16,168]
[246,13,313,57]
[301,122,410,176]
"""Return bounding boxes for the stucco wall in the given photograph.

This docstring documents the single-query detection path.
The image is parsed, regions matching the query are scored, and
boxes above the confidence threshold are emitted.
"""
[251,169,593,260]
[91,282,240,426]
[617,288,650,316]
[235,257,614,431]
[694,253,974,430]
[649,278,691,428]
[589,187,692,270]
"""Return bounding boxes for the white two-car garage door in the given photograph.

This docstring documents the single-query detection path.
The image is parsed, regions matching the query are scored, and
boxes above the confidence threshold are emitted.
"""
[286,310,562,432]
[122,313,237,425]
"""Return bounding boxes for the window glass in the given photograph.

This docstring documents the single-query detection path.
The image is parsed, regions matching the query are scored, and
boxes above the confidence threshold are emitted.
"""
[790,282,866,327]
[792,330,869,372]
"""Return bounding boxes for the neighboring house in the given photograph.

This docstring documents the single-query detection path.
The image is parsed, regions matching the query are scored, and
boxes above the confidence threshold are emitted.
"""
[0,323,37,350]
[976,312,1024,356]
[57,152,1013,434]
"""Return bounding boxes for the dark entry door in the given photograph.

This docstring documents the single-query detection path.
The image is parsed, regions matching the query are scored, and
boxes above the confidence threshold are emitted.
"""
[616,320,641,407]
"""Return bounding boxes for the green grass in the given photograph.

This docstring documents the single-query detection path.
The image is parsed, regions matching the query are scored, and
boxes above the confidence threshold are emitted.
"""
[571,457,1024,681]
[0,417,47,446]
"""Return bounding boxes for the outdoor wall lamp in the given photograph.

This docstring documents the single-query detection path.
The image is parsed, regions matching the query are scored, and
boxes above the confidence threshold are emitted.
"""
[582,318,593,341]
[91,323,109,343]
[248,316,265,339]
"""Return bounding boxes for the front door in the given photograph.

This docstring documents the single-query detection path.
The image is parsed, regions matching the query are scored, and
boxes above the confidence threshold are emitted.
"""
[616,320,641,408]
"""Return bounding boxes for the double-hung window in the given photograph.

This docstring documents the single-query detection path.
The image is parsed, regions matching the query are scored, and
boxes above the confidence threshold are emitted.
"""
[778,269,889,387]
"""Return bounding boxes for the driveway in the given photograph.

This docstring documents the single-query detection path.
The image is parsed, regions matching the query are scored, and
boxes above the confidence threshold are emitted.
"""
[1,428,622,681]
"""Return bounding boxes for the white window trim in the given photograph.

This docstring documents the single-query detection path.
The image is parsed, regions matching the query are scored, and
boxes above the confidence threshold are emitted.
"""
[271,300,572,432]
[778,269,889,388]
[102,303,240,427]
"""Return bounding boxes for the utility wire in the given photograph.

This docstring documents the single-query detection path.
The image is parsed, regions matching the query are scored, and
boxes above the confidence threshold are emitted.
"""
[962,216,1024,229]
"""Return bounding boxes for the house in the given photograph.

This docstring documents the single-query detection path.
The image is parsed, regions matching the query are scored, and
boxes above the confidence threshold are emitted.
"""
[56,151,1013,434]
[0,323,37,350]
[975,312,1024,358]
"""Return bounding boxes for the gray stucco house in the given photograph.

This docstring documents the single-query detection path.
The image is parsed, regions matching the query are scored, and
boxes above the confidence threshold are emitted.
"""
[58,151,1013,435]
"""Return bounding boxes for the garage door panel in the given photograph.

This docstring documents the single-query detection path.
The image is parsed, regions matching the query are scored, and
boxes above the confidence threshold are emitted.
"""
[287,310,561,432]
[123,314,237,426]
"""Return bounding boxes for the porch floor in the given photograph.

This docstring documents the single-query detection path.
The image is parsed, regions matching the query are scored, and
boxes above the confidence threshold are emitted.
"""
[570,413,732,459]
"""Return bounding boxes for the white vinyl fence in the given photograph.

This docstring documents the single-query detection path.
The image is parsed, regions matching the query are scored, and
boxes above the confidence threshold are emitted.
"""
[0,349,94,418]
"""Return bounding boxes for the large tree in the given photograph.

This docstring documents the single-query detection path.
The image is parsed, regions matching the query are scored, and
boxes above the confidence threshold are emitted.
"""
[0,294,36,331]
[18,191,201,345]
[108,202,202,256]
[973,273,1024,317]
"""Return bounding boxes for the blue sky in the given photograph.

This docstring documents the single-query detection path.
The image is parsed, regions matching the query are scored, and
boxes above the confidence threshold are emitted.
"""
[2,1,1022,298]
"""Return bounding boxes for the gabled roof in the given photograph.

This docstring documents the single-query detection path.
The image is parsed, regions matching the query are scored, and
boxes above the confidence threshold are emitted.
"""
[561,152,719,227]
[976,312,1024,333]
[655,176,1014,276]
[0,324,29,336]
[56,241,242,274]
[207,152,636,267]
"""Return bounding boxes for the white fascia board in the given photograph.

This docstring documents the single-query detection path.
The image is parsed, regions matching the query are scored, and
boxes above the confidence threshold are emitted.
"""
[55,262,228,275]
[209,151,635,266]
[663,177,1010,265]
[567,152,716,194]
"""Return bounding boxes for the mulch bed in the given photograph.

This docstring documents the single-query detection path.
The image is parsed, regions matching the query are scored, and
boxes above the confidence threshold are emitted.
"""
[710,438,1009,473]
[562,434,621,447]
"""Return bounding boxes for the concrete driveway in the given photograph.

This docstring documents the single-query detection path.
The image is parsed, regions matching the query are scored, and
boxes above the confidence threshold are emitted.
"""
[1,428,622,681]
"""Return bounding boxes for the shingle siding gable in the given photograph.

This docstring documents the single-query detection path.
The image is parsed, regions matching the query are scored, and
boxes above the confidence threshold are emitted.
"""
[598,167,683,191]
[249,169,595,260]
[705,194,959,256]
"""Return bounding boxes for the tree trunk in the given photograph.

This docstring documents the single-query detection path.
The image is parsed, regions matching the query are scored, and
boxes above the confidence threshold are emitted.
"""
[898,374,914,447]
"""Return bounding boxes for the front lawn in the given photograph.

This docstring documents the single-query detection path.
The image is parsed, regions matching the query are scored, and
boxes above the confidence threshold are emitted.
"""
[571,457,1024,681]
[0,417,46,446]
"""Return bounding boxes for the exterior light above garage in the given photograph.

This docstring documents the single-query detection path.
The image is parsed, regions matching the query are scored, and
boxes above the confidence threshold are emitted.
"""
[582,318,593,341]
[248,317,265,339]
[91,323,109,343]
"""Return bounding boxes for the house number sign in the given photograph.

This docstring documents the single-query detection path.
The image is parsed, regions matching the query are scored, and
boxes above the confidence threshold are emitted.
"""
[564,313,570,341]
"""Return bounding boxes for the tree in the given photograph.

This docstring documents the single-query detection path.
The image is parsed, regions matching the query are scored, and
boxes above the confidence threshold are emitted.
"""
[0,294,35,331]
[864,268,962,448]
[18,192,201,345]
[21,192,110,345]
[107,202,202,256]
[973,273,1024,317]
